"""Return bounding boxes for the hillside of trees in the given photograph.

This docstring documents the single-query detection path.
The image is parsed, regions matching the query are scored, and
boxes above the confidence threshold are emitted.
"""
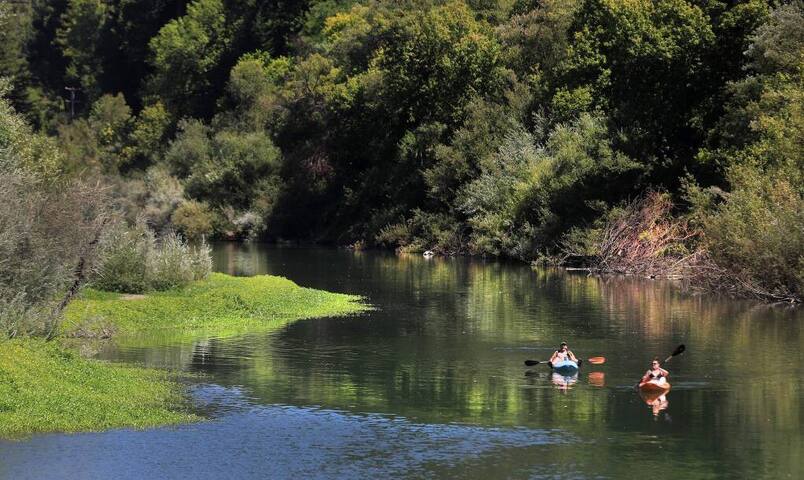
[1,0,801,301]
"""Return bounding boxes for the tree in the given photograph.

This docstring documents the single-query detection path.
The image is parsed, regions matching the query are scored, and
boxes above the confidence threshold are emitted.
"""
[147,0,232,119]
[0,1,33,109]
[558,0,715,177]
[56,0,109,106]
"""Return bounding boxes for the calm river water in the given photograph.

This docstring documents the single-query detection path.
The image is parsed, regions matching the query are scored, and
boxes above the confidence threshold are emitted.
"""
[1,245,801,479]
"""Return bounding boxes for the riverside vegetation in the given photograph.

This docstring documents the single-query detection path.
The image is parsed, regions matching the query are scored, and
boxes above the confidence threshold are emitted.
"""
[2,0,800,301]
[0,0,801,436]
[0,80,367,435]
[1,267,367,437]
[0,272,366,437]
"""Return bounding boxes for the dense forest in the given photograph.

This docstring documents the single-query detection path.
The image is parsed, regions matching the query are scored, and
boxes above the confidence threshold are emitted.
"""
[1,0,802,301]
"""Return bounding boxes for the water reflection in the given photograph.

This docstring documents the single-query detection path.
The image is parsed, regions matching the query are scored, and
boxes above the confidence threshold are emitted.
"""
[587,371,605,387]
[639,390,670,416]
[550,372,578,391]
[207,245,803,478]
[16,244,801,479]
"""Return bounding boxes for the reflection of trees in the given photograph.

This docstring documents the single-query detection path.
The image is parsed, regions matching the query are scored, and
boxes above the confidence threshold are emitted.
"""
[120,246,801,478]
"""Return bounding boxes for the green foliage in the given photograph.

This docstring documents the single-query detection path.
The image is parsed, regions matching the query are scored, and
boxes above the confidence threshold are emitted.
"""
[146,232,211,291]
[6,0,803,301]
[0,2,32,106]
[89,93,133,168]
[559,0,716,167]
[165,119,283,238]
[163,118,210,178]
[187,129,280,210]
[458,114,642,258]
[147,0,232,118]
[93,222,211,294]
[112,165,185,231]
[424,91,528,207]
[376,209,464,254]
[703,3,802,177]
[693,166,804,299]
[93,222,151,294]
[171,200,214,241]
[302,0,357,43]
[0,339,196,436]
[497,0,579,78]
[130,102,171,166]
[746,2,803,76]
[0,84,62,179]
[56,0,108,103]
[66,272,369,335]
[0,91,109,338]
[376,1,507,125]
[222,52,291,129]
[686,2,804,299]
[57,93,133,173]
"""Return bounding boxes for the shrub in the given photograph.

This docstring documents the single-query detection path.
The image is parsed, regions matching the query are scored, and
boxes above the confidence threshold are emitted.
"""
[188,241,213,281]
[694,166,803,300]
[376,209,464,254]
[93,221,153,294]
[171,200,213,241]
[146,232,195,291]
[111,165,185,232]
[0,293,44,339]
[0,92,111,338]
[457,114,642,260]
[94,223,211,294]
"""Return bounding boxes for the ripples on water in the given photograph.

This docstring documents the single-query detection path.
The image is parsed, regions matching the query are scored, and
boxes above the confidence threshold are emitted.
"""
[0,385,574,480]
[0,245,800,479]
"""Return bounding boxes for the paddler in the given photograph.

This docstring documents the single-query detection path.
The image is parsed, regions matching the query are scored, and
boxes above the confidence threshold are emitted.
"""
[549,342,578,366]
[640,358,669,384]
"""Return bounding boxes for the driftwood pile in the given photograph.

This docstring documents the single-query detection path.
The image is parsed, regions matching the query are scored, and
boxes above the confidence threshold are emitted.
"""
[592,192,700,279]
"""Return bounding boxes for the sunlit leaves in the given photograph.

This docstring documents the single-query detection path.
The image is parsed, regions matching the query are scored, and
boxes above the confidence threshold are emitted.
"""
[147,0,231,118]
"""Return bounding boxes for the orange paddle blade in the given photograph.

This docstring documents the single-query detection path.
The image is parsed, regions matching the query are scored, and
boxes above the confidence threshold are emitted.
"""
[586,356,606,364]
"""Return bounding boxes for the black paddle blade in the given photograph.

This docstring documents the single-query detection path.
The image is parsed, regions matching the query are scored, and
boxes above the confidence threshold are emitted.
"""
[664,344,686,363]
[524,360,542,366]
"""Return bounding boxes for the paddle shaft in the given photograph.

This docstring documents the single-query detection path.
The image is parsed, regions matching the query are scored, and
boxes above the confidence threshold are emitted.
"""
[524,357,603,367]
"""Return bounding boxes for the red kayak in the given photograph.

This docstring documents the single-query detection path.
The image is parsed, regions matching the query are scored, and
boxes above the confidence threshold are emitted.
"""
[638,379,671,394]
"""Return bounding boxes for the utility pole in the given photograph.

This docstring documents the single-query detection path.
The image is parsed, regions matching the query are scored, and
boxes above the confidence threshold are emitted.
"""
[64,86,79,120]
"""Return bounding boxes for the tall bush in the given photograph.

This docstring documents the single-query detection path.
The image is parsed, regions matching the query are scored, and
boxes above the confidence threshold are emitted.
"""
[0,100,110,338]
[695,167,803,301]
[93,221,153,294]
[94,222,212,294]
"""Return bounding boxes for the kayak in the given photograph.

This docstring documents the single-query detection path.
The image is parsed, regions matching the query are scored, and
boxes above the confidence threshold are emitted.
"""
[638,379,671,394]
[551,359,579,374]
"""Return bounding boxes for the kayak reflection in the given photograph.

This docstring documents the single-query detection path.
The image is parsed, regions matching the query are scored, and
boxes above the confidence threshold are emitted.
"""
[551,372,578,391]
[639,389,670,416]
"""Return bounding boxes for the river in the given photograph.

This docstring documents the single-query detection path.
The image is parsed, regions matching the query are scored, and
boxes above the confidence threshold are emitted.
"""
[0,244,801,479]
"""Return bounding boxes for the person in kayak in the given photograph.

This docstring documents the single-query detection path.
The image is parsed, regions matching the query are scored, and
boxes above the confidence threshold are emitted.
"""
[549,342,578,366]
[641,358,669,384]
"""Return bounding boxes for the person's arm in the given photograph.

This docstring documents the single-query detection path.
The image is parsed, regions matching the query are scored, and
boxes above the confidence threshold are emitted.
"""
[549,351,558,363]
[568,350,578,362]
[640,370,651,383]
[660,368,669,377]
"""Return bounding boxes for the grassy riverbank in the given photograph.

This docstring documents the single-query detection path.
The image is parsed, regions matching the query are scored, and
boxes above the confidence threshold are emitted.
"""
[63,273,370,338]
[0,273,368,437]
[0,339,196,437]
